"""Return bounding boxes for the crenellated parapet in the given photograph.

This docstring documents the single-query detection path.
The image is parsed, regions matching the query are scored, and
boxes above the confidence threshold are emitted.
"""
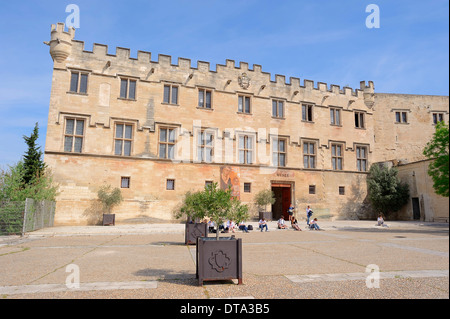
[48,23,374,106]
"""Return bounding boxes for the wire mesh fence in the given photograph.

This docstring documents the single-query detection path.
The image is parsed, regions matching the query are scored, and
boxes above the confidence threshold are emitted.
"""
[0,199,55,236]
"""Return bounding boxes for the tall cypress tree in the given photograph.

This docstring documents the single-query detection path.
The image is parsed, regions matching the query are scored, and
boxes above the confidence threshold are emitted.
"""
[22,123,46,185]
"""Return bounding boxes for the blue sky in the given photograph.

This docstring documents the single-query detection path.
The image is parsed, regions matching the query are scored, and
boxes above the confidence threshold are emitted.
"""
[0,0,448,168]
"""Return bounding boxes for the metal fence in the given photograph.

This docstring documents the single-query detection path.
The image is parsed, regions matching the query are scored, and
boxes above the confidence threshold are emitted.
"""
[0,199,55,236]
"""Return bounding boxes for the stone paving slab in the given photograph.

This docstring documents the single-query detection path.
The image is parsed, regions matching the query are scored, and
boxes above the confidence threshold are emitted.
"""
[0,221,448,300]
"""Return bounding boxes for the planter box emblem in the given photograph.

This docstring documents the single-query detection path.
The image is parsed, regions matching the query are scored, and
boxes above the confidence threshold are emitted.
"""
[208,250,231,273]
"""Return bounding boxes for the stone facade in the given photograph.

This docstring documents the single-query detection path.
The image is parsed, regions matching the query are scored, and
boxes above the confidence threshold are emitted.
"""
[44,23,449,225]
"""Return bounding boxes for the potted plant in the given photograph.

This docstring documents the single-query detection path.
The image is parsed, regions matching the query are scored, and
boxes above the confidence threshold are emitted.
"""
[185,183,246,286]
[254,189,275,221]
[174,191,208,245]
[97,185,123,226]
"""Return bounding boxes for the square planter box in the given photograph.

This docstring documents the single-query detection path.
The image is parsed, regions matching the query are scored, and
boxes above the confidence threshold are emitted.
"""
[185,222,208,245]
[196,236,243,286]
[259,211,273,221]
[102,214,115,226]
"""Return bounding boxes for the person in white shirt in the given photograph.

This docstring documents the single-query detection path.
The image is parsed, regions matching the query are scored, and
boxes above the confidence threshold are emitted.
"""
[259,218,269,232]
[277,216,288,229]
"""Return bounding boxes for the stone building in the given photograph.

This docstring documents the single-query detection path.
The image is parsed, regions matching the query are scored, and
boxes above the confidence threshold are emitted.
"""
[44,23,449,225]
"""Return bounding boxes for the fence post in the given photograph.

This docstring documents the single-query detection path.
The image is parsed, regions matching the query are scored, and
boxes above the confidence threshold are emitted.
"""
[23,198,31,236]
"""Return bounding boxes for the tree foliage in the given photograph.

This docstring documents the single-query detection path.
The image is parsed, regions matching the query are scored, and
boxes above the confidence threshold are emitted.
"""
[22,123,46,185]
[423,121,449,197]
[97,185,123,214]
[175,183,249,239]
[367,164,410,216]
[254,189,275,212]
[0,161,58,202]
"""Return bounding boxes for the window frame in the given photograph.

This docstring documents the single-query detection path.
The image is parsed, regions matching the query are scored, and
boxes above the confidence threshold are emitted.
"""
[197,129,215,163]
[244,183,251,193]
[302,103,314,122]
[354,111,366,129]
[356,145,368,172]
[158,127,177,160]
[432,112,445,125]
[198,88,213,109]
[121,177,131,189]
[330,107,342,126]
[331,143,344,171]
[163,84,179,105]
[166,179,175,191]
[303,141,316,169]
[395,111,408,124]
[237,134,255,165]
[69,71,89,94]
[114,123,133,156]
[238,95,251,114]
[119,78,137,100]
[272,99,285,118]
[63,118,85,153]
[272,138,287,167]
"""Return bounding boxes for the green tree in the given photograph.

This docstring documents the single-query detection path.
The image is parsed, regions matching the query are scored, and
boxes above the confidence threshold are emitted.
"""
[22,123,46,185]
[254,189,275,212]
[423,121,449,197]
[0,161,58,202]
[367,164,410,217]
[175,183,247,239]
[97,185,123,214]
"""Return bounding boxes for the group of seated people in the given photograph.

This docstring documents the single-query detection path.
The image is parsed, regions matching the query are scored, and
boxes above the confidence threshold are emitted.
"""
[206,216,323,234]
[276,216,321,231]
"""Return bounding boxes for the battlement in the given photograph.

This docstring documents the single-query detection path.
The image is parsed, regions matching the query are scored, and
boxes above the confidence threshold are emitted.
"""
[50,22,371,99]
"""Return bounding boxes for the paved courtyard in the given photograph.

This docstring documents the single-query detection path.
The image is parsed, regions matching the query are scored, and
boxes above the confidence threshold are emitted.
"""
[0,220,448,300]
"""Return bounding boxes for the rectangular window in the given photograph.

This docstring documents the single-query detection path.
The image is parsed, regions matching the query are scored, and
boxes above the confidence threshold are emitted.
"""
[330,107,341,125]
[159,127,176,159]
[205,181,213,188]
[244,183,251,193]
[302,104,313,122]
[303,141,316,169]
[309,185,316,195]
[64,118,85,153]
[69,72,88,94]
[121,177,130,189]
[395,111,408,123]
[354,111,365,128]
[198,89,212,109]
[166,179,175,190]
[356,146,368,172]
[331,144,343,170]
[114,123,133,156]
[432,112,444,124]
[163,84,178,104]
[238,95,251,113]
[197,130,214,163]
[272,100,284,118]
[238,135,254,164]
[339,186,345,195]
[272,138,287,167]
[120,78,137,100]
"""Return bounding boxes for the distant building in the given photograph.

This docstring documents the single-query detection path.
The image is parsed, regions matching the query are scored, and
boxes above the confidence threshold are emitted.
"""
[44,23,449,225]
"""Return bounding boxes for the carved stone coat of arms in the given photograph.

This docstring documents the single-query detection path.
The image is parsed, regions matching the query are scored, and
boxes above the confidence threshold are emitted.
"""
[238,73,251,89]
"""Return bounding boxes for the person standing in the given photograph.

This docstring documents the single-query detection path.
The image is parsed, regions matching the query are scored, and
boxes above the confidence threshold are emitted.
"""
[306,205,313,225]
